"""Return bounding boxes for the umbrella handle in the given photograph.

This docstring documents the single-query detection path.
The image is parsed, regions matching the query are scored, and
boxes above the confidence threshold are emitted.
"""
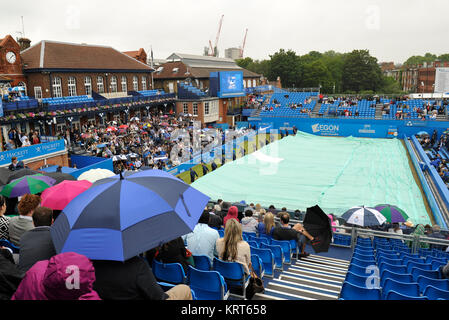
[180,193,192,217]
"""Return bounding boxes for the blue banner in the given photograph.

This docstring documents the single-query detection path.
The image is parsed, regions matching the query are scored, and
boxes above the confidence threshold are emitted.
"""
[0,99,3,117]
[0,139,66,166]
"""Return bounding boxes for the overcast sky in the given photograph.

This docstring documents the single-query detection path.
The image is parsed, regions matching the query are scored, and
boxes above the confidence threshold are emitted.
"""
[1,0,448,65]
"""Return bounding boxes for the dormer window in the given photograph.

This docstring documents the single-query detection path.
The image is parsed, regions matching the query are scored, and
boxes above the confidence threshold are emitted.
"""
[172,68,179,73]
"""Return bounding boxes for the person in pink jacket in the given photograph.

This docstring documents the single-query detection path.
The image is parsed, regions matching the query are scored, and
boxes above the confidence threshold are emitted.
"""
[12,252,101,300]
[223,206,239,228]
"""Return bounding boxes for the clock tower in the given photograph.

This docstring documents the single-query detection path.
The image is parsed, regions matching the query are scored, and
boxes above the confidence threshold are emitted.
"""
[0,34,27,88]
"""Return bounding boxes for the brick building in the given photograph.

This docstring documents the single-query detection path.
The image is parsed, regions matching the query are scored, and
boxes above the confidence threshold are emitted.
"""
[20,40,154,99]
[0,35,27,88]
[123,48,148,65]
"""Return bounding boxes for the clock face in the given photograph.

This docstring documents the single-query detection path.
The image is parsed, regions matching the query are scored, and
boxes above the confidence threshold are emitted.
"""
[6,51,16,64]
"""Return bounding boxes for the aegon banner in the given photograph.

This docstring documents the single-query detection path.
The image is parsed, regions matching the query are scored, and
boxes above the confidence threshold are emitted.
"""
[0,139,66,166]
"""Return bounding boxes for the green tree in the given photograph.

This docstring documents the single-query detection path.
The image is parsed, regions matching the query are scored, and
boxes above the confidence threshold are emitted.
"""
[267,49,302,87]
[342,50,383,93]
[301,60,333,93]
[379,76,403,94]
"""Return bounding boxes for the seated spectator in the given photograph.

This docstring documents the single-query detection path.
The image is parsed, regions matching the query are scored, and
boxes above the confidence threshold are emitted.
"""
[388,223,404,241]
[183,210,219,262]
[12,252,101,300]
[0,195,9,240]
[8,194,41,247]
[272,212,310,258]
[8,157,24,171]
[257,212,275,237]
[440,260,449,279]
[0,247,24,299]
[223,205,239,227]
[215,219,251,275]
[154,237,193,274]
[214,199,224,212]
[94,255,192,300]
[241,209,258,234]
[208,207,223,229]
[18,206,57,273]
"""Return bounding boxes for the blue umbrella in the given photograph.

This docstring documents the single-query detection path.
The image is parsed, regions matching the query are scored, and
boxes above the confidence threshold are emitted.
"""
[50,169,210,261]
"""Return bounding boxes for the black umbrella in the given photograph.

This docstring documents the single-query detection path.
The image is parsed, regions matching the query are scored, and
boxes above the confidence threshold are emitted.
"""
[42,172,77,185]
[0,167,13,185]
[303,205,332,253]
[6,168,40,184]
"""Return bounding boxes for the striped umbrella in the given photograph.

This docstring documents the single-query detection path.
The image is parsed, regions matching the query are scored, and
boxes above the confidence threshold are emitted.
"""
[0,174,56,198]
[341,206,387,227]
[374,204,409,223]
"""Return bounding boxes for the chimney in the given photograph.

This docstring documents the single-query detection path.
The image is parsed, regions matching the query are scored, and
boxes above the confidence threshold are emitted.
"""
[18,38,31,51]
[276,76,282,88]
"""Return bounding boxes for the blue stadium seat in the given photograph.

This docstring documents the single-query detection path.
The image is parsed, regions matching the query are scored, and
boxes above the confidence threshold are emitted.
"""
[417,275,449,293]
[380,270,413,288]
[251,254,265,278]
[352,252,375,261]
[247,240,258,248]
[386,290,428,300]
[270,239,293,264]
[340,281,381,300]
[260,243,284,269]
[381,278,420,300]
[377,256,403,266]
[345,271,379,288]
[188,266,229,300]
[152,260,187,284]
[213,258,250,300]
[354,248,375,256]
[0,239,19,254]
[351,257,376,268]
[348,263,369,276]
[406,261,432,273]
[423,285,449,300]
[379,261,408,275]
[192,255,212,271]
[250,246,274,278]
[411,267,440,282]
[218,229,224,238]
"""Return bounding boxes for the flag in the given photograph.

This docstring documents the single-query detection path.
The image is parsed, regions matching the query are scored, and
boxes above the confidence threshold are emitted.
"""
[150,46,154,68]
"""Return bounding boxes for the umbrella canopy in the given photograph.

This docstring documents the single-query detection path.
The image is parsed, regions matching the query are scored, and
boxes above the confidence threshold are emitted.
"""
[416,131,429,137]
[160,122,169,126]
[303,205,332,253]
[42,172,77,185]
[341,206,386,227]
[6,168,40,184]
[119,125,129,129]
[1,174,56,198]
[374,204,409,223]
[0,167,14,186]
[106,126,117,132]
[77,169,115,184]
[81,133,91,139]
[41,180,92,210]
[50,170,210,261]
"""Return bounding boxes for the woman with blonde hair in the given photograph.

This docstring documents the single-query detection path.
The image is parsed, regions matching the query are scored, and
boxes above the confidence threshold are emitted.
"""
[215,219,251,275]
[257,212,275,237]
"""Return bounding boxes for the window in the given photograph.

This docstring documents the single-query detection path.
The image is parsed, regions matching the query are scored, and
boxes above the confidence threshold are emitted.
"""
[252,79,256,87]
[142,76,147,91]
[85,77,92,96]
[52,76,62,97]
[133,76,139,91]
[183,103,189,114]
[97,76,104,93]
[121,76,127,92]
[204,102,210,115]
[68,77,77,96]
[110,76,118,93]
[34,86,42,99]
[193,102,198,116]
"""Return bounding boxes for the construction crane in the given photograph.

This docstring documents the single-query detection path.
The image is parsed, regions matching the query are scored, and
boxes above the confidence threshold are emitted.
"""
[205,15,224,57]
[239,28,248,59]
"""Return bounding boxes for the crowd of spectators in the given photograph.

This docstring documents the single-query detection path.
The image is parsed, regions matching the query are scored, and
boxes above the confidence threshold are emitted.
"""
[2,128,41,151]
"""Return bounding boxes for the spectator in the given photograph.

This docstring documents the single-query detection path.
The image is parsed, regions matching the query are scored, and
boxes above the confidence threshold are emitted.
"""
[0,195,9,240]
[440,261,449,279]
[154,237,193,274]
[215,219,251,275]
[257,212,275,237]
[241,209,258,234]
[94,255,192,300]
[208,207,223,230]
[223,206,239,227]
[201,162,209,176]
[214,199,224,212]
[428,225,447,250]
[189,168,198,183]
[18,206,57,273]
[273,212,311,258]
[408,224,430,249]
[211,161,217,171]
[12,252,101,300]
[183,210,219,262]
[0,247,24,299]
[8,194,41,247]
[8,157,24,171]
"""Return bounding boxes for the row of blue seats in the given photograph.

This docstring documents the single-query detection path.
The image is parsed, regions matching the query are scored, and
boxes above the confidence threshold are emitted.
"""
[340,237,449,300]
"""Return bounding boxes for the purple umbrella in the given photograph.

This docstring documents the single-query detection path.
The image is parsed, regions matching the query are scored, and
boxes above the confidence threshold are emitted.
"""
[374,204,409,223]
[1,174,57,198]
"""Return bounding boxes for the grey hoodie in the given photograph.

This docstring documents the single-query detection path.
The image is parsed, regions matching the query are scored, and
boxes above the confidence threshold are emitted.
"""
[241,217,258,233]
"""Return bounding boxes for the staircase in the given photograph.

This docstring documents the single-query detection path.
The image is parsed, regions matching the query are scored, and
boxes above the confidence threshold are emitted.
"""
[253,254,349,300]
[310,102,322,118]
[375,104,384,120]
